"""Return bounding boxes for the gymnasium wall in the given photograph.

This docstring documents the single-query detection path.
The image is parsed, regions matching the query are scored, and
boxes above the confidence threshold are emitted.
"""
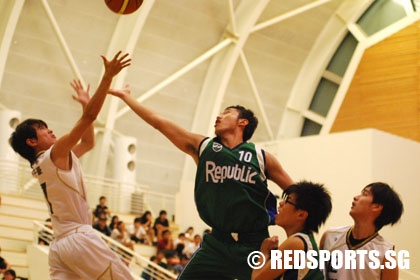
[331,20,420,142]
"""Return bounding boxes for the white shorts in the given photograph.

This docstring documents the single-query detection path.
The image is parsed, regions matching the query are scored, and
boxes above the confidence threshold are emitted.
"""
[49,225,133,280]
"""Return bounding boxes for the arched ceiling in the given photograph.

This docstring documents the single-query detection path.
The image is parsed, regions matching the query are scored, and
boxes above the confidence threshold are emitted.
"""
[0,0,370,193]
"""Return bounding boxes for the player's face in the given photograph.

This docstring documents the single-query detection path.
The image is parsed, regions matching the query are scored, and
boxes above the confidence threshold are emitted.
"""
[32,123,56,150]
[275,193,299,227]
[214,108,241,136]
[350,187,375,217]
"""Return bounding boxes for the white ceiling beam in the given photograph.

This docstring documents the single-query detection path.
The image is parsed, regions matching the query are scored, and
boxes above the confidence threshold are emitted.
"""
[91,0,155,178]
[252,0,332,33]
[115,37,233,119]
[227,0,238,36]
[239,49,274,140]
[0,0,25,93]
[39,0,85,85]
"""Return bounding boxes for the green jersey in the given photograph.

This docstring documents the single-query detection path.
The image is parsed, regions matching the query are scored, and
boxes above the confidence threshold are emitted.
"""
[195,137,273,233]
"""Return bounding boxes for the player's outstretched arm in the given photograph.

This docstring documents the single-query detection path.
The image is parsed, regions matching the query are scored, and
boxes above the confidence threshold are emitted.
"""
[51,51,131,169]
[69,79,94,158]
[109,85,204,163]
[265,151,294,190]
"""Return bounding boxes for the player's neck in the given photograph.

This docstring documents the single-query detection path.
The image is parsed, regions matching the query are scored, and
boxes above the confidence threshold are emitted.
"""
[218,133,244,149]
[352,223,377,239]
[284,223,305,237]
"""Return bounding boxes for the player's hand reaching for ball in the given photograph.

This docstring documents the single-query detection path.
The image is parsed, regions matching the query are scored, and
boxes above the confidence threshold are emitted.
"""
[108,84,131,99]
[101,51,131,79]
[70,79,90,107]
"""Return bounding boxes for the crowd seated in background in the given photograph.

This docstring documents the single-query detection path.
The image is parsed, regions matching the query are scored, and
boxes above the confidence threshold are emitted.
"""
[90,206,204,276]
[93,214,112,237]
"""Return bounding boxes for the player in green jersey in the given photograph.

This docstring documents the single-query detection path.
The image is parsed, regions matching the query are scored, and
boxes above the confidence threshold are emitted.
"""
[109,86,294,279]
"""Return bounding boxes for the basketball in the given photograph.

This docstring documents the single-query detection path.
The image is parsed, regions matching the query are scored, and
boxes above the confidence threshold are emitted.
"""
[104,0,143,15]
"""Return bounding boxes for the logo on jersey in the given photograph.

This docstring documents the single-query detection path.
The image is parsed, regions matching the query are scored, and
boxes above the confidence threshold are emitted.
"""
[205,161,257,183]
[212,142,223,152]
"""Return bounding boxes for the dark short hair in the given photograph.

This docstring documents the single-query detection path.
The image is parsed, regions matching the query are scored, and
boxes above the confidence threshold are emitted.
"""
[4,269,16,277]
[159,210,167,216]
[283,181,332,233]
[366,182,403,231]
[225,105,258,142]
[9,119,48,165]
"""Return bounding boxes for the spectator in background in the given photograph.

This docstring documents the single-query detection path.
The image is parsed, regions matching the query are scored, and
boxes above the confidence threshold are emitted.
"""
[173,255,190,275]
[140,211,155,245]
[93,196,111,220]
[111,221,135,251]
[202,228,211,237]
[153,210,169,241]
[173,233,186,258]
[2,269,15,280]
[0,247,11,276]
[128,217,148,244]
[182,234,201,258]
[109,215,119,231]
[157,229,174,252]
[93,214,112,237]
[184,227,194,245]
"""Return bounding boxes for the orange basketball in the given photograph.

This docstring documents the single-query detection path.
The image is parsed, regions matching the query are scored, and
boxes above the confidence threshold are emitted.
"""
[104,0,143,15]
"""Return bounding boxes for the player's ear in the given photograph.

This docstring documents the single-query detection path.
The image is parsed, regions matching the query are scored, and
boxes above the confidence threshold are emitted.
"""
[297,209,308,221]
[238,118,249,127]
[371,203,383,214]
[26,138,38,147]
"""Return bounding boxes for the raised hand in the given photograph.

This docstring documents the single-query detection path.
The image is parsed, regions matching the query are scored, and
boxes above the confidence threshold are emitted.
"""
[260,236,279,255]
[70,79,91,107]
[101,51,131,78]
[108,84,131,99]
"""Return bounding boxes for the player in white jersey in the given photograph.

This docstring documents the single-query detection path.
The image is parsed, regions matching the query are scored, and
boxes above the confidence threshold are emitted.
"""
[10,51,133,280]
[320,182,403,280]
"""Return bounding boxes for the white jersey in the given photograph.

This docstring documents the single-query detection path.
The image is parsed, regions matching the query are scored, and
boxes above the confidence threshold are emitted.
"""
[322,225,395,280]
[32,146,92,238]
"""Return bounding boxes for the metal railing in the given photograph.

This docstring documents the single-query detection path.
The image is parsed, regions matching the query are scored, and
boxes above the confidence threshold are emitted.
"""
[33,221,177,280]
